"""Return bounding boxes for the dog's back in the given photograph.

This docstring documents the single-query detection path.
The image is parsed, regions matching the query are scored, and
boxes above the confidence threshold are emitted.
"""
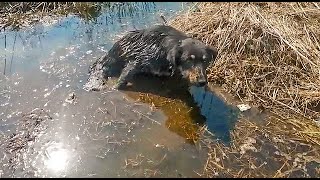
[85,25,217,91]
[100,25,185,76]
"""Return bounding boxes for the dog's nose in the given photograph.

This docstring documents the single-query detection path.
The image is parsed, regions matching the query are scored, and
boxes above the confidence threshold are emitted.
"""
[198,80,207,87]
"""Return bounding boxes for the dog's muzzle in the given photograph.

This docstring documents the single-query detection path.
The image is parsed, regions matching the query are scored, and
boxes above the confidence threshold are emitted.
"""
[196,78,207,87]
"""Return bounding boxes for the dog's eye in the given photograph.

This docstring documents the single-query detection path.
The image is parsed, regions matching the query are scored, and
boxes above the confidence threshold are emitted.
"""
[203,55,209,61]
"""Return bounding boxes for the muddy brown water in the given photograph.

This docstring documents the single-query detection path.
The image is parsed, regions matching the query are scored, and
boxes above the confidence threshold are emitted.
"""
[0,2,267,178]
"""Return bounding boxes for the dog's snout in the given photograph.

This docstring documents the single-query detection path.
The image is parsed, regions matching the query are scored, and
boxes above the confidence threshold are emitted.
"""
[198,79,207,87]
[193,65,207,87]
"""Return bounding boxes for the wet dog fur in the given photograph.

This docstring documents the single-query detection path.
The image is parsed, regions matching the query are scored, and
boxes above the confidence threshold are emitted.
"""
[86,25,218,91]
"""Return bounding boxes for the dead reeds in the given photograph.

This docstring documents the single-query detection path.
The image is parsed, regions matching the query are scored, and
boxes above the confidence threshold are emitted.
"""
[0,2,156,31]
[170,2,320,178]
[0,2,103,30]
[170,2,320,120]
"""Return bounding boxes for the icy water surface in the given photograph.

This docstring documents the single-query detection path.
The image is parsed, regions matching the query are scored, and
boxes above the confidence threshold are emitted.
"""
[0,2,247,178]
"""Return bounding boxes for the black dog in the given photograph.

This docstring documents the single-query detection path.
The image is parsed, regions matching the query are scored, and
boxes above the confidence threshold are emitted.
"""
[85,25,218,91]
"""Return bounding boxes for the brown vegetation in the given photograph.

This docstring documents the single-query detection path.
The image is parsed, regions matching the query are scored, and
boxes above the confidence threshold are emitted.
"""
[170,2,320,177]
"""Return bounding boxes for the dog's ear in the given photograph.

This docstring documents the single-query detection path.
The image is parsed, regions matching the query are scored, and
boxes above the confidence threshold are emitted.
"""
[205,46,218,62]
[167,44,183,76]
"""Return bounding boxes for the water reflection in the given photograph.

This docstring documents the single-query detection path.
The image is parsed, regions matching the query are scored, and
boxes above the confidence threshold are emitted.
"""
[189,86,240,144]
[1,2,207,178]
[122,74,206,143]
[122,74,240,145]
[45,145,69,172]
[0,2,185,76]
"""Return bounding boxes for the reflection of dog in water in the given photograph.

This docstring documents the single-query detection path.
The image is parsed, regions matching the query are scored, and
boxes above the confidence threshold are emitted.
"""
[85,25,218,91]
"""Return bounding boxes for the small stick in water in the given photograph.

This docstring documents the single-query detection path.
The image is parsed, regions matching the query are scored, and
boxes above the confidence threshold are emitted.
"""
[160,14,167,25]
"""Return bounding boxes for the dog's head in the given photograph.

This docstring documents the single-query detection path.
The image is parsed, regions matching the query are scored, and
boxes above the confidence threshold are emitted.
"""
[167,38,218,87]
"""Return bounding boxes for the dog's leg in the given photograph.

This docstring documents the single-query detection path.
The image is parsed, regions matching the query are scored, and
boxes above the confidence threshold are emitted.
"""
[113,61,139,89]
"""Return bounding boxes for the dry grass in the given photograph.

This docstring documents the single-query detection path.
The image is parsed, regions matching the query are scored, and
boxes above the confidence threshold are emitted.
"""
[170,2,320,178]
[0,2,155,31]
[170,2,320,119]
[198,114,320,178]
[0,2,103,30]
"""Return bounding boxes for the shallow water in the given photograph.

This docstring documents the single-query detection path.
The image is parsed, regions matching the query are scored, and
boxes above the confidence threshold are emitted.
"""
[0,2,251,178]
